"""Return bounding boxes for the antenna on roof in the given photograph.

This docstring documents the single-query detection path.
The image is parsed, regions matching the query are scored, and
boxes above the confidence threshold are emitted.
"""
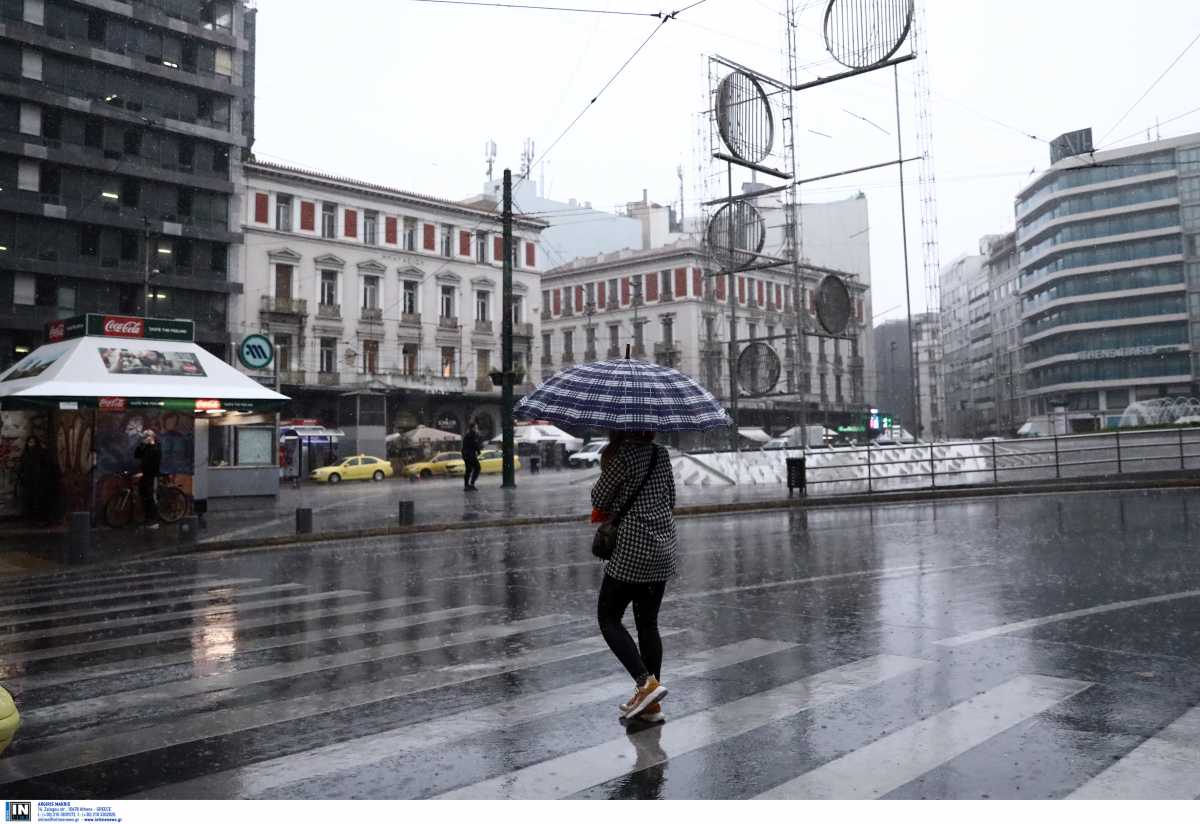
[521,138,535,180]
[485,140,497,183]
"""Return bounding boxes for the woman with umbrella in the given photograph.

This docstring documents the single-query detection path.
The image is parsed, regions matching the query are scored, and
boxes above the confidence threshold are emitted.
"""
[515,349,729,724]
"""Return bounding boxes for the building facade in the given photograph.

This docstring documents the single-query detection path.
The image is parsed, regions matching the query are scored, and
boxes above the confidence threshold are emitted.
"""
[938,250,986,437]
[0,0,254,367]
[233,161,547,440]
[539,241,872,440]
[872,311,945,439]
[1016,129,1200,429]
[984,231,1022,434]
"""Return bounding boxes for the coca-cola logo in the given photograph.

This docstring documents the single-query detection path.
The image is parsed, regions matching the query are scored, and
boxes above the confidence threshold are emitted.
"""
[48,321,66,341]
[103,317,144,338]
[98,397,127,410]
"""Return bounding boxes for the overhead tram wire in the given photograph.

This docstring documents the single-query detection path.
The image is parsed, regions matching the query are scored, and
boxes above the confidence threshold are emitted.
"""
[406,0,665,18]
[1098,26,1200,146]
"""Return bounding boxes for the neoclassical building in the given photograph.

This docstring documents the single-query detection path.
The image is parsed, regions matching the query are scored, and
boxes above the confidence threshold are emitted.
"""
[231,161,546,439]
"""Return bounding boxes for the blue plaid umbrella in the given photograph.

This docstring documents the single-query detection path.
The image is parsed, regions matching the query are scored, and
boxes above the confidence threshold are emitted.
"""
[514,358,732,432]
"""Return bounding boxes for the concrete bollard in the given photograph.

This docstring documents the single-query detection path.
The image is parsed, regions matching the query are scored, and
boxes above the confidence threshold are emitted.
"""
[398,500,415,526]
[177,515,199,543]
[67,512,91,563]
[296,507,313,534]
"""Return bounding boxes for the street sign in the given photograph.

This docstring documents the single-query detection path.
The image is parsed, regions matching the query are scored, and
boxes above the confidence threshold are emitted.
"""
[238,334,274,370]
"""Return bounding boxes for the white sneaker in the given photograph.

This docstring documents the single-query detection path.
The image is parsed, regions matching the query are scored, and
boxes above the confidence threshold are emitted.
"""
[146,523,160,530]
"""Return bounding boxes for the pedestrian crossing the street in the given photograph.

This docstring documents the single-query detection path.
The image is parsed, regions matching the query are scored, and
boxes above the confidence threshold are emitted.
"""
[1,562,1199,800]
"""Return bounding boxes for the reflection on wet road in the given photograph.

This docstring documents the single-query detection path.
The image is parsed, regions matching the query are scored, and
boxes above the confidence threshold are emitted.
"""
[1,488,1199,799]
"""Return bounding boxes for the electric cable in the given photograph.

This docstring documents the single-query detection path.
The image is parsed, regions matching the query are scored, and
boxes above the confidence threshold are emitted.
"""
[1098,26,1200,146]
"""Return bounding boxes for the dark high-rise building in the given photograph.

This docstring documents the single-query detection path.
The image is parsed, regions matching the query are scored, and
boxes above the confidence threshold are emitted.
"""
[0,0,255,367]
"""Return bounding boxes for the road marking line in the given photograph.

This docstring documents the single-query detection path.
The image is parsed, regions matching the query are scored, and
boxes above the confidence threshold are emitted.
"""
[133,637,795,799]
[0,617,623,783]
[670,561,989,601]
[5,594,432,685]
[0,568,183,592]
[0,577,264,617]
[1069,706,1200,799]
[0,569,205,596]
[0,584,322,638]
[935,588,1200,648]
[755,673,1091,799]
[21,605,502,725]
[438,653,931,800]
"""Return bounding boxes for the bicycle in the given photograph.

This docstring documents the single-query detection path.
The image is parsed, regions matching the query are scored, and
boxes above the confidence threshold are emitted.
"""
[103,471,189,528]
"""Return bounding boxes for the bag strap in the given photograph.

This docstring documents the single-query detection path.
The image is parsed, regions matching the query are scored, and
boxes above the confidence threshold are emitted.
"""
[612,446,659,527]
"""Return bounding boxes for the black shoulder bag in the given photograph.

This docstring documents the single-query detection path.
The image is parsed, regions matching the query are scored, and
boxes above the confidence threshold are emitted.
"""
[592,447,659,561]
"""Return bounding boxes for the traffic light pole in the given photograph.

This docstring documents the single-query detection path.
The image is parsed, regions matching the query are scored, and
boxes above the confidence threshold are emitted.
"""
[501,169,516,489]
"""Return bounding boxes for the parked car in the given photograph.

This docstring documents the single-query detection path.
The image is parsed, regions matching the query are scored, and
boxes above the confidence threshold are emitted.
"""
[569,441,607,468]
[310,454,394,484]
[762,437,790,451]
[477,448,522,474]
[401,451,465,480]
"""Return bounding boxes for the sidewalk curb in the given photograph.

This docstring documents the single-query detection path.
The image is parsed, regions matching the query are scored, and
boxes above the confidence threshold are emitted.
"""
[3,474,1198,578]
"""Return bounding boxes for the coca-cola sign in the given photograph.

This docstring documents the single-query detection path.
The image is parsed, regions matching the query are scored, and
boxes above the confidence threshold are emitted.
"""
[98,397,127,411]
[101,316,144,338]
[47,321,66,341]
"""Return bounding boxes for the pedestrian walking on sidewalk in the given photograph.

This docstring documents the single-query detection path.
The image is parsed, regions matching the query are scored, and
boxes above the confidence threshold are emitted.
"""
[134,430,162,529]
[462,422,483,491]
[591,430,677,723]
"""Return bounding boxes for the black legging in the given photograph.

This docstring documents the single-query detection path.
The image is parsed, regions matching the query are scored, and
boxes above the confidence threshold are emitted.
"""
[597,574,667,682]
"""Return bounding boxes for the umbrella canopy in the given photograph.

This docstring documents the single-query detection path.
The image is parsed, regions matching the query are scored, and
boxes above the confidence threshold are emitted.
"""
[401,425,461,444]
[514,359,731,432]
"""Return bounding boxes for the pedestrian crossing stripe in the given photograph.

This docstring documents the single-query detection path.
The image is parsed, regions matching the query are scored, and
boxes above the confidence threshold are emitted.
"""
[1069,706,1200,799]
[0,577,264,616]
[134,638,800,799]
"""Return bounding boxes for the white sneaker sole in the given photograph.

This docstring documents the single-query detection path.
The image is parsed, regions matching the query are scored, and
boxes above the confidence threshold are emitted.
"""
[623,685,667,720]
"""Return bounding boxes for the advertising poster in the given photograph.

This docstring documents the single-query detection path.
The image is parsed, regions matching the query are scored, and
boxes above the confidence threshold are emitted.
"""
[98,348,207,377]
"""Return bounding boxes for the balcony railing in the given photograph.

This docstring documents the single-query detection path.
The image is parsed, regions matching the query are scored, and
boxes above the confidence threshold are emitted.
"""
[513,322,534,338]
[474,320,494,335]
[278,369,306,385]
[361,307,383,323]
[317,372,340,386]
[400,312,421,327]
[438,316,460,330]
[261,296,308,316]
[317,303,341,320]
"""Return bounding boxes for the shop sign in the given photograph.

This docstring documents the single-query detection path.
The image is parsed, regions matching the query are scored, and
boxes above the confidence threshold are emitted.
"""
[435,413,460,433]
[98,397,127,411]
[195,399,222,412]
[59,401,78,410]
[67,314,197,342]
[1077,345,1156,360]
[97,316,145,338]
[46,316,86,342]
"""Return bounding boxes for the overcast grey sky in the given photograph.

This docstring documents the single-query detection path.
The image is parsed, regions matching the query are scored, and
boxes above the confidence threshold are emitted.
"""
[252,0,1200,323]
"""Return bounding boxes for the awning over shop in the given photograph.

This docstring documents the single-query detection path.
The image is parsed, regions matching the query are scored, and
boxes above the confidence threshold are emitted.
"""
[737,427,772,444]
[0,332,288,412]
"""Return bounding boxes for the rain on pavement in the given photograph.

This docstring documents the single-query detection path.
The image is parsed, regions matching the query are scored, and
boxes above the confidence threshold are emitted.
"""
[1,487,1200,799]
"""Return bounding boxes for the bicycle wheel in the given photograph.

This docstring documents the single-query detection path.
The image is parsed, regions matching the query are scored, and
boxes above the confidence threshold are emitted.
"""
[157,487,188,524]
[104,491,134,528]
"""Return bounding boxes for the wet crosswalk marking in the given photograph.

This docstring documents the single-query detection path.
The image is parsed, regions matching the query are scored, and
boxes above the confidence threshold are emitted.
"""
[0,578,265,615]
[0,584,333,640]
[755,674,1092,799]
[0,614,594,783]
[22,604,503,725]
[8,592,427,690]
[133,638,797,799]
[0,568,181,594]
[438,654,931,800]
[0,572,222,601]
[1069,706,1200,799]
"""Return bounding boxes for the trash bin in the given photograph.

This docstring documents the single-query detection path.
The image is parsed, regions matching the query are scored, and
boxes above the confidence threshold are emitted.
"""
[785,456,806,498]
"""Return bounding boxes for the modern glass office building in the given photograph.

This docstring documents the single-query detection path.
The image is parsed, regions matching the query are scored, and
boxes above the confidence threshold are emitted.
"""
[1016,129,1200,429]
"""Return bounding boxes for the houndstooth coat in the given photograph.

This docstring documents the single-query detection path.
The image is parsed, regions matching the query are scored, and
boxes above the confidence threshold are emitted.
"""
[591,441,678,583]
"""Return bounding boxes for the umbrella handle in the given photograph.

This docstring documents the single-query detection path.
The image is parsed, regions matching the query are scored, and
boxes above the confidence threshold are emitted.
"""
[625,343,630,360]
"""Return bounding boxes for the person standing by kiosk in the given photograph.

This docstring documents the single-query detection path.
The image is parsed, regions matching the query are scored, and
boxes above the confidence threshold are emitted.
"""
[134,430,162,529]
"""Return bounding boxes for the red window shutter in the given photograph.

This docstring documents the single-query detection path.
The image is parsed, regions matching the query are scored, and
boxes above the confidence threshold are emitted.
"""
[715,275,726,301]
[693,268,702,297]
[459,231,471,257]
[674,267,687,298]
[597,282,606,309]
[493,236,503,261]
[525,243,536,268]
[621,277,630,305]
[254,192,268,223]
[775,284,782,308]
[737,277,745,304]
[424,224,436,251]
[646,273,658,301]
[757,280,765,306]
[299,201,315,231]
[857,299,864,321]
[809,291,816,313]
[385,217,397,245]
[553,288,561,315]
[344,209,358,238]
[575,285,584,308]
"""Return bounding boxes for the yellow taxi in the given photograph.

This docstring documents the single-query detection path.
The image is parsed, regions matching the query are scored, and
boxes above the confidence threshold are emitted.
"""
[401,451,465,480]
[310,454,394,484]
[0,684,19,756]
[478,448,521,474]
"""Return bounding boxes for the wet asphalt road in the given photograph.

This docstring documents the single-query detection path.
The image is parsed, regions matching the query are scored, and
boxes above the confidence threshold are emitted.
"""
[1,487,1199,799]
